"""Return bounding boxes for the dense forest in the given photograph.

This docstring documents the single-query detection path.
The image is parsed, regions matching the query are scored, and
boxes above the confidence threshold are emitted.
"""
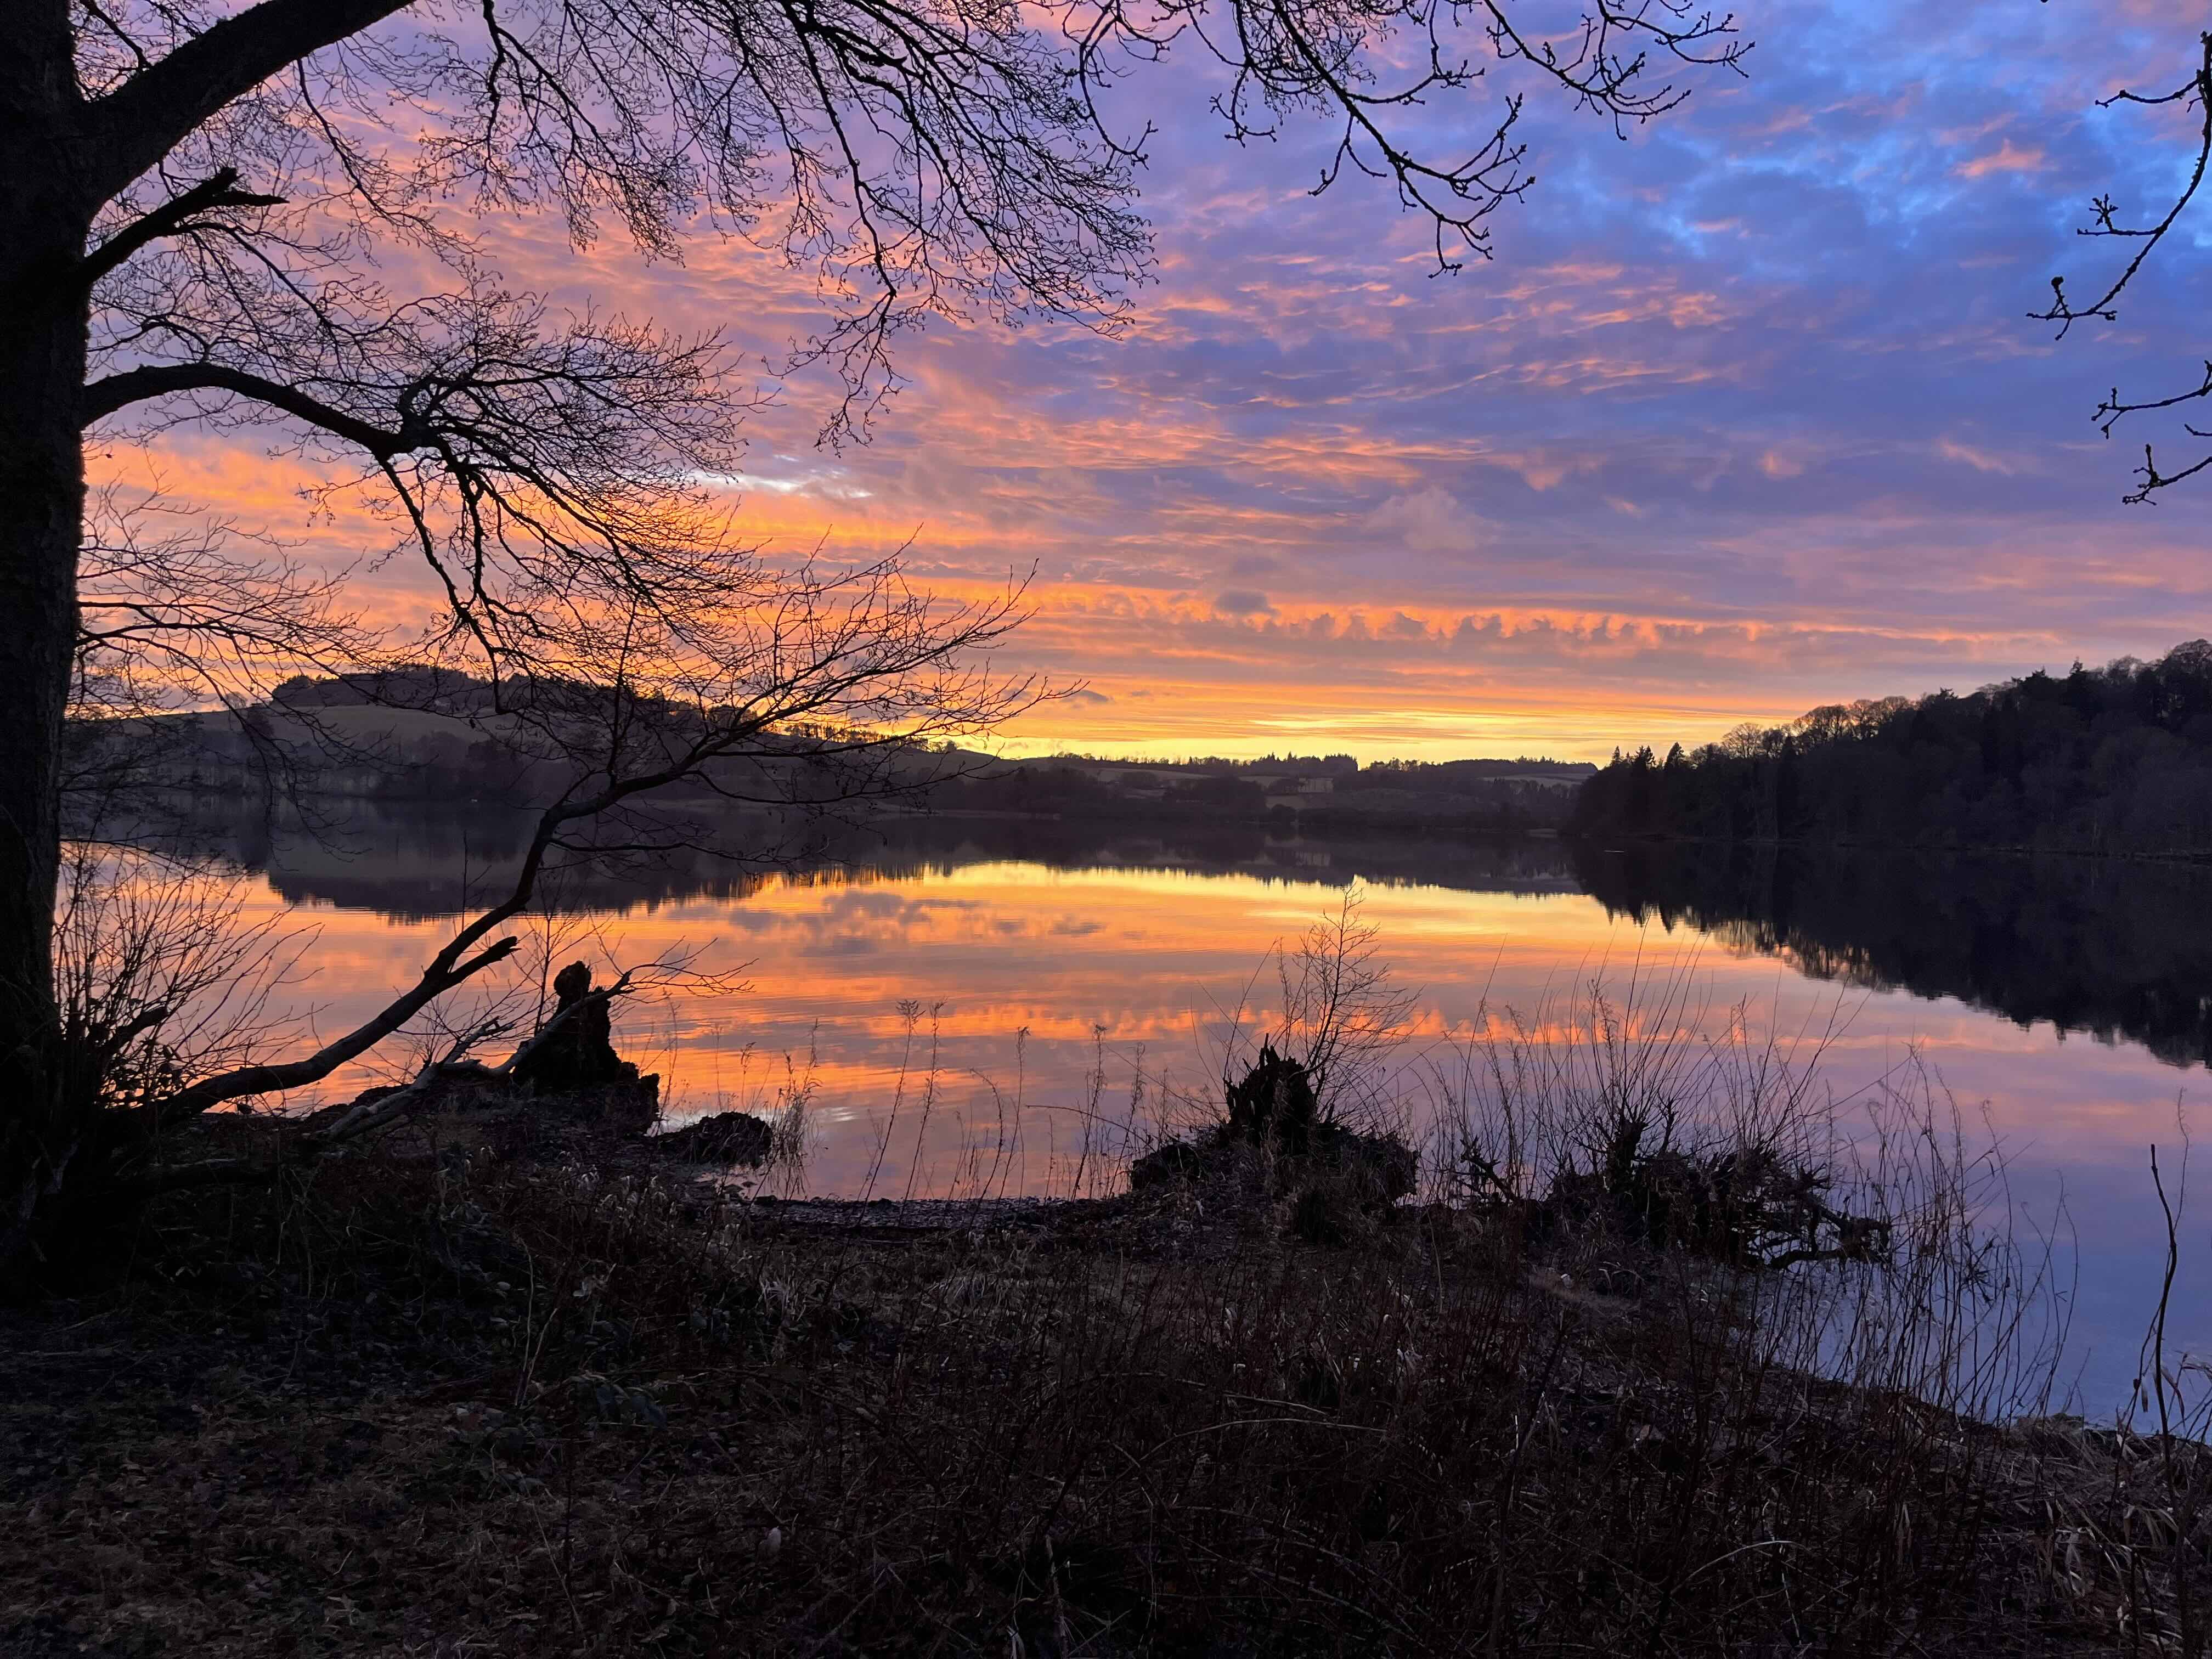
[1572,640,2212,855]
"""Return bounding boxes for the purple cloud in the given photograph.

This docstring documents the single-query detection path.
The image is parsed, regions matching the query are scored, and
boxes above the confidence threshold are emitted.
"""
[141,0,2212,760]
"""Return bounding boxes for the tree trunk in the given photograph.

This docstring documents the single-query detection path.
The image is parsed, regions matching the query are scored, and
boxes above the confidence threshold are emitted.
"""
[0,3,95,1262]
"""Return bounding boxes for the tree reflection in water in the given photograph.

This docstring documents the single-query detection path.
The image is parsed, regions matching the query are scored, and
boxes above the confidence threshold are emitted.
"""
[1577,843,2212,1071]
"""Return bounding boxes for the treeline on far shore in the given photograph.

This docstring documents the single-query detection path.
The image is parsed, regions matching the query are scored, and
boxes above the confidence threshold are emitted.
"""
[1572,639,2212,857]
[70,663,1596,837]
[919,761,1579,836]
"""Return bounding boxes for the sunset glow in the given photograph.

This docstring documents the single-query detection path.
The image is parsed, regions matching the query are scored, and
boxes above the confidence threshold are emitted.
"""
[97,1,2211,761]
[21,3,2212,1620]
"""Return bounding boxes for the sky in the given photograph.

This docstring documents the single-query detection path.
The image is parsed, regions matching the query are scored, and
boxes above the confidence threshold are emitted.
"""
[122,0,2212,761]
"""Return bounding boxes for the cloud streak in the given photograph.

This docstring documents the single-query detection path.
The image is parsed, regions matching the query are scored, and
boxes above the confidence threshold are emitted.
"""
[132,0,2212,759]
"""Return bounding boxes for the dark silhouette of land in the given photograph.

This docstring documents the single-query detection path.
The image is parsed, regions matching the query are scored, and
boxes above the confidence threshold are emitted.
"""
[1573,639,2212,857]
[86,670,1593,840]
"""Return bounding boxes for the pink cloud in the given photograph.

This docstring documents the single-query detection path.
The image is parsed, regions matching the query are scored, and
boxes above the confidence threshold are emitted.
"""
[1955,139,2047,179]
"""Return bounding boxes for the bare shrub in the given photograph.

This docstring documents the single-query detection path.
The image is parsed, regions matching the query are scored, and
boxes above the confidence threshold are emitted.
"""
[1227,886,1419,1136]
[3,1121,2162,1657]
[50,845,309,1128]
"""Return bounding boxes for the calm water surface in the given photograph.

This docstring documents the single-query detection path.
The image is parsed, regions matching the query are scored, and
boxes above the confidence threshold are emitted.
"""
[198,805,2212,1408]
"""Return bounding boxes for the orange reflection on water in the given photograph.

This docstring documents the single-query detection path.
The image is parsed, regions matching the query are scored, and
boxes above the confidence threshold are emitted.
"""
[187,840,2212,1401]
[234,857,2198,1201]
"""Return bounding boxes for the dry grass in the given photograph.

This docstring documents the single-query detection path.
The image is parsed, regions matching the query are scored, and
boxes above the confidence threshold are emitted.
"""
[1,1118,2202,1658]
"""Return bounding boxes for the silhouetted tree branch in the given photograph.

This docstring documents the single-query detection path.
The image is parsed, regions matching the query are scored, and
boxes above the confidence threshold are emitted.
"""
[0,0,1750,1269]
[2034,29,2212,504]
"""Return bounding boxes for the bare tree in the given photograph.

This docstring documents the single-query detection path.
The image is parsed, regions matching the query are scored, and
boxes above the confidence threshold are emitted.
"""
[65,484,380,845]
[0,0,1747,1266]
[2035,30,2212,503]
[12,557,1035,1265]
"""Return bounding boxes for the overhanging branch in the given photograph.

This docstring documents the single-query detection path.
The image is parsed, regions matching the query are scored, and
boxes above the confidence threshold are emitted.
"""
[81,362,407,455]
[77,169,288,296]
[82,0,414,206]
[129,933,520,1125]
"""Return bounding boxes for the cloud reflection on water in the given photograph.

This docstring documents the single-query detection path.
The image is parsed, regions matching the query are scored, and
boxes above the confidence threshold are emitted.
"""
[191,807,2207,1406]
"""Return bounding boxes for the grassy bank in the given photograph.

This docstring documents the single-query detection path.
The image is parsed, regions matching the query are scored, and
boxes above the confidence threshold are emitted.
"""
[1,1113,2204,1657]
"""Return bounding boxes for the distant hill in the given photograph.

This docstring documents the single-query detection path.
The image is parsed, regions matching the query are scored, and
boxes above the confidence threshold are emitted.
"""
[1025,753,1590,783]
[68,669,1000,810]
[1572,639,2212,856]
[940,752,1593,831]
[71,669,1592,834]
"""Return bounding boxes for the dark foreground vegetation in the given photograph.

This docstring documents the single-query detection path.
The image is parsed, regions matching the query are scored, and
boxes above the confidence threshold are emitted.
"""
[1575,639,2212,856]
[2,1080,2205,1657]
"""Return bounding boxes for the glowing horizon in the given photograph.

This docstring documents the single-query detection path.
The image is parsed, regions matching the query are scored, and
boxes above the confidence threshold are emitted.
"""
[117,0,2212,766]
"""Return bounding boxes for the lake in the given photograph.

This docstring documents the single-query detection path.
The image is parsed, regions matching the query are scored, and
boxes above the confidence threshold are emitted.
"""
[175,800,2211,1409]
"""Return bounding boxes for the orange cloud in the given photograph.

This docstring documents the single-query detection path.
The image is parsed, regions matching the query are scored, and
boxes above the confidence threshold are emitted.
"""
[1955,140,2046,179]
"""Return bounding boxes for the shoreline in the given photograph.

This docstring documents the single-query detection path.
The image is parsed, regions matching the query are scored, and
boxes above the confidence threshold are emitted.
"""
[3,1098,2202,1655]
